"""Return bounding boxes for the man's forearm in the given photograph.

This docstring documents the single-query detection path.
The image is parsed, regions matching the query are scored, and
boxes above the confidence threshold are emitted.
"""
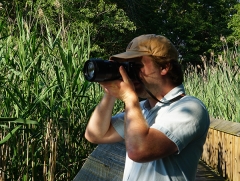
[85,93,116,143]
[124,97,149,153]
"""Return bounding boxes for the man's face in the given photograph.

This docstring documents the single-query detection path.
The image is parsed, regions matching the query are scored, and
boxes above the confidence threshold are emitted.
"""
[132,56,162,99]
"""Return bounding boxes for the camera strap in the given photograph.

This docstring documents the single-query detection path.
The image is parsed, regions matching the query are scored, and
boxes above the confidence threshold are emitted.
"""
[145,87,185,104]
[135,76,185,104]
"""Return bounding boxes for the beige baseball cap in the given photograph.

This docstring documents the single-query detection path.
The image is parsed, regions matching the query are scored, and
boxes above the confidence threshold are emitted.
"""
[110,34,179,61]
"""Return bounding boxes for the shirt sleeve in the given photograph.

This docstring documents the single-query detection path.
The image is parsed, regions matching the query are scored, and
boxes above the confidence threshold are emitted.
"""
[111,112,125,139]
[151,96,210,153]
[111,101,146,139]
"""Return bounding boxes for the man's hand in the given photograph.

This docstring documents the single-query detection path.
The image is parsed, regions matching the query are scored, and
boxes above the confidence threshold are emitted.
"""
[99,66,138,103]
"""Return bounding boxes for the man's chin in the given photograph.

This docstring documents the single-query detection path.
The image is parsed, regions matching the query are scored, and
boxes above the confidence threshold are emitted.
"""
[135,89,147,99]
[138,96,147,101]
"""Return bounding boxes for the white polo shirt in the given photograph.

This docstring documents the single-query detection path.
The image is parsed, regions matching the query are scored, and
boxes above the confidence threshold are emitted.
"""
[111,84,210,181]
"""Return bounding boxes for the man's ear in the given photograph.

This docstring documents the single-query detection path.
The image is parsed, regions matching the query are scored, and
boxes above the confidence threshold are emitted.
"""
[160,63,170,75]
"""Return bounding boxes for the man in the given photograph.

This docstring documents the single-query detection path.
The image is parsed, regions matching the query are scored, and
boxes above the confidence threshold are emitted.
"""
[84,34,210,181]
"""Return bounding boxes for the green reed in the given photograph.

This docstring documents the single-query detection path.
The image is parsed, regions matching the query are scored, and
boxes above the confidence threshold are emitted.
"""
[184,44,240,122]
[1,12,239,181]
[0,15,108,180]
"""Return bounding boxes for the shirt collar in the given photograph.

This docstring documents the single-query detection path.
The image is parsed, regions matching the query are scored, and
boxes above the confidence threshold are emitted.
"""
[156,84,185,106]
[142,84,185,110]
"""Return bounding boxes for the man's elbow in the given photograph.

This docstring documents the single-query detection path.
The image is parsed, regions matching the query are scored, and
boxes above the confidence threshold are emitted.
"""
[127,148,147,163]
[84,130,99,144]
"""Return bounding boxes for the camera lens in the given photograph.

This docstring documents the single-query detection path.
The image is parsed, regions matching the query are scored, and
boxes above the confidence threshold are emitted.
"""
[86,62,95,79]
[83,59,138,82]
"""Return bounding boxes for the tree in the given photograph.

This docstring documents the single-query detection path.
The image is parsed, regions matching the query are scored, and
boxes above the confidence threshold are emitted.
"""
[228,3,240,43]
[116,0,238,63]
[0,0,136,59]
[1,0,238,62]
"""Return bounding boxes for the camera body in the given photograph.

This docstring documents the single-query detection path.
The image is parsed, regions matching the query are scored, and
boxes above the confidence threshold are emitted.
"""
[83,59,138,82]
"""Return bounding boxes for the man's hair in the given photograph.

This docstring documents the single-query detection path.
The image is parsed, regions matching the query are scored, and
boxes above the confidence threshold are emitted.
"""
[151,56,184,86]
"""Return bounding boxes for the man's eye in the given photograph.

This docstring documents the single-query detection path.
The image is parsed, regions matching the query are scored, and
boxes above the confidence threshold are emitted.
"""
[135,63,143,68]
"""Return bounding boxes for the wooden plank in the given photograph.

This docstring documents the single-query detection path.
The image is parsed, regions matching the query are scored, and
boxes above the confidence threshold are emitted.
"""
[213,129,218,170]
[206,118,240,181]
[237,136,240,181]
[200,119,240,181]
[218,130,225,177]
[75,118,239,181]
[74,141,226,181]
[196,160,226,181]
[225,133,233,181]
[210,118,240,136]
[233,136,240,181]
[201,128,212,166]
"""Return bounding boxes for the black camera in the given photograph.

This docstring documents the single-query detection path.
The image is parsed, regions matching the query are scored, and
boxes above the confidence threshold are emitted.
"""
[83,59,139,82]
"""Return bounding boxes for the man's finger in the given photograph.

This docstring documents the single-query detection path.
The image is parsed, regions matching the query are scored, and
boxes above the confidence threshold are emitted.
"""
[119,66,129,82]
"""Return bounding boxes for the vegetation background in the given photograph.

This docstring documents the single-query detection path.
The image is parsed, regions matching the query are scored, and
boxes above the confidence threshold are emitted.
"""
[0,0,239,180]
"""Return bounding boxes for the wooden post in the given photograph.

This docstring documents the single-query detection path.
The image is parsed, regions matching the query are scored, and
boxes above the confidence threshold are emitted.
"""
[233,135,240,181]
[201,118,240,181]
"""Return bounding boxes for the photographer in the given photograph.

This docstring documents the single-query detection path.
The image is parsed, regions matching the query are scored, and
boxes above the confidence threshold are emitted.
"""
[84,34,210,181]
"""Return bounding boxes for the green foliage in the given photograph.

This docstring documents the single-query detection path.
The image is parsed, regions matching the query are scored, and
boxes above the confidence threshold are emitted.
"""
[184,44,240,122]
[0,2,132,179]
[1,0,239,62]
[228,3,240,42]
[0,118,38,144]
[0,14,104,180]
[0,1,240,180]
[117,0,238,63]
[75,0,136,58]
[0,0,136,59]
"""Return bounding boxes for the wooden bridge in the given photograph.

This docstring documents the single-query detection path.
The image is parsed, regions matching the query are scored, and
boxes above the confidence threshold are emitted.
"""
[196,160,225,180]
[74,149,227,181]
[74,118,239,181]
[201,118,240,181]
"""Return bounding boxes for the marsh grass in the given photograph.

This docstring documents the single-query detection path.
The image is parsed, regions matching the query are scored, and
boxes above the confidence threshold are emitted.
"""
[0,15,116,180]
[184,42,240,122]
[0,12,239,181]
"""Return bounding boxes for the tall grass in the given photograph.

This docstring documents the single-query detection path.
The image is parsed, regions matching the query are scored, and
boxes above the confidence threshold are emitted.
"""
[184,41,240,122]
[0,15,106,180]
[0,11,239,181]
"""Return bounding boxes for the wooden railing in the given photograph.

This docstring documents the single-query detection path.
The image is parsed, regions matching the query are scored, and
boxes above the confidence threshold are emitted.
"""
[201,118,240,181]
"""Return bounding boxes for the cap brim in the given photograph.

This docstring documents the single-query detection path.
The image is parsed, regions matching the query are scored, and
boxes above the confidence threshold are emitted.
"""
[110,51,151,61]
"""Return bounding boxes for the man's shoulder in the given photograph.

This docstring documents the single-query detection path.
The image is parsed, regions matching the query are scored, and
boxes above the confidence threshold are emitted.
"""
[168,95,209,120]
[176,95,207,109]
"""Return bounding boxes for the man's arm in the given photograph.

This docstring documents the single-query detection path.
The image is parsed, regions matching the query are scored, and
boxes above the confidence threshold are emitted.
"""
[85,93,123,144]
[107,66,178,162]
[124,99,178,162]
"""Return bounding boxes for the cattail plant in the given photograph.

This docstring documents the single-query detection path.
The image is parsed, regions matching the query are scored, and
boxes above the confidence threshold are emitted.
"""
[184,41,240,122]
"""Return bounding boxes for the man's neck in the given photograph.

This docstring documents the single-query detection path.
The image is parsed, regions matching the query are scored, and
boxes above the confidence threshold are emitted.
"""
[147,85,176,108]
